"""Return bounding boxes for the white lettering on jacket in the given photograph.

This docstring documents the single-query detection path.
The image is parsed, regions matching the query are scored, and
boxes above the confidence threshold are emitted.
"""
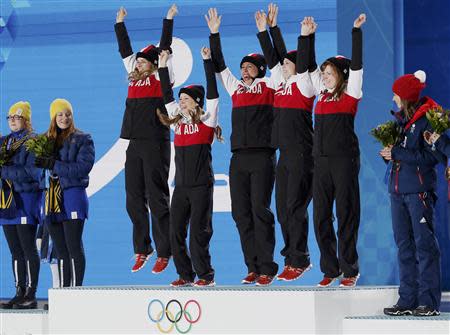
[129,77,151,87]
[236,83,263,95]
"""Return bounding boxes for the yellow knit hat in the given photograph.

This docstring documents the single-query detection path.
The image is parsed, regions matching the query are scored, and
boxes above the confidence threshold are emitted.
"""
[49,98,73,120]
[8,101,31,121]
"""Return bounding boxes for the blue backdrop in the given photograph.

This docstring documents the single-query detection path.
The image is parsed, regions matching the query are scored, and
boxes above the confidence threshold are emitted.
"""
[0,0,448,298]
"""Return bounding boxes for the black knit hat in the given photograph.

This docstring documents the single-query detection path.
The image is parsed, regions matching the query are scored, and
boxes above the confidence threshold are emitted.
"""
[284,50,297,64]
[323,55,351,80]
[240,53,267,78]
[136,44,159,65]
[179,85,205,108]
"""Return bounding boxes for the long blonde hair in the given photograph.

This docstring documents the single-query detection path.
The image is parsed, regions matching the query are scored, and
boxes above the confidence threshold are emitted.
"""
[128,62,158,82]
[157,107,224,142]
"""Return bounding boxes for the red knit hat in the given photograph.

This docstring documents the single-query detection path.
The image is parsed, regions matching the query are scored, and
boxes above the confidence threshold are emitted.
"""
[392,70,426,102]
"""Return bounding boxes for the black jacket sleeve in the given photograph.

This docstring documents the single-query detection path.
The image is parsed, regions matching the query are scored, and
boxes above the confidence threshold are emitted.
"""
[204,59,219,99]
[158,67,174,104]
[309,33,318,72]
[159,18,173,51]
[209,33,227,73]
[114,22,133,59]
[257,30,279,69]
[297,35,310,74]
[351,27,363,70]
[269,26,287,63]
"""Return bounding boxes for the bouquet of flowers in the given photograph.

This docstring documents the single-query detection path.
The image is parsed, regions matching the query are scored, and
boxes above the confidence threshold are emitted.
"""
[0,145,10,166]
[370,120,402,147]
[25,134,55,158]
[426,106,450,134]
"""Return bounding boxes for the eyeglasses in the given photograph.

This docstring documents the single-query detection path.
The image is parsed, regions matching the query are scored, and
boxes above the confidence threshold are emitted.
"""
[6,115,24,121]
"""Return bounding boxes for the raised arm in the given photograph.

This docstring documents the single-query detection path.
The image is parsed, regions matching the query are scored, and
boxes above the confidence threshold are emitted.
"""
[347,13,365,99]
[159,4,177,51]
[267,3,287,62]
[114,7,136,73]
[302,17,323,94]
[201,47,219,128]
[206,8,240,96]
[255,10,279,70]
[158,50,178,118]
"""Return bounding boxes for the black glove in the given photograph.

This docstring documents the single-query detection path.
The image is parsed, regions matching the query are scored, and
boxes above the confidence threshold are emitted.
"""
[35,156,56,170]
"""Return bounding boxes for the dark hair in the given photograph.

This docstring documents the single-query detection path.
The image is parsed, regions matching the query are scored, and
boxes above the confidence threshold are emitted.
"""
[401,99,419,120]
[320,61,347,100]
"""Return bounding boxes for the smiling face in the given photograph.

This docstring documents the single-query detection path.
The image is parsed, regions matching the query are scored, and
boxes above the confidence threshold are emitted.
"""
[321,64,339,90]
[240,62,258,85]
[8,115,25,132]
[179,93,198,113]
[55,109,73,130]
[282,58,296,80]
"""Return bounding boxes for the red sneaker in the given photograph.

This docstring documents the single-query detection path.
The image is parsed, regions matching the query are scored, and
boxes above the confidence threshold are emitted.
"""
[317,275,340,287]
[281,264,312,282]
[131,253,152,273]
[170,278,193,287]
[276,266,291,281]
[255,275,274,286]
[339,274,360,287]
[152,257,170,274]
[241,272,259,284]
[194,279,216,287]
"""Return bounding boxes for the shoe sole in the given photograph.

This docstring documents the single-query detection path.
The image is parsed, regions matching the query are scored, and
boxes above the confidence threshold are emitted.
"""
[413,311,440,317]
[255,281,274,287]
[194,282,216,288]
[339,274,361,287]
[170,283,193,288]
[279,264,313,282]
[317,277,339,287]
[384,310,413,316]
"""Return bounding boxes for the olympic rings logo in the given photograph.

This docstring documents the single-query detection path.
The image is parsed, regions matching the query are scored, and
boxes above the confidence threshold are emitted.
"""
[147,299,201,334]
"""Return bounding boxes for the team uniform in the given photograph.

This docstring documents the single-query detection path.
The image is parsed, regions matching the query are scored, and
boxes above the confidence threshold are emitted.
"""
[257,26,315,279]
[114,17,174,266]
[210,32,279,285]
[159,57,219,286]
[0,128,45,309]
[307,27,363,286]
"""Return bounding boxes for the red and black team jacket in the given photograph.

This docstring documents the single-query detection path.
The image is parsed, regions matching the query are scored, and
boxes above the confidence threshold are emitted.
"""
[309,28,363,157]
[209,33,276,152]
[257,27,315,153]
[114,18,174,141]
[159,59,219,187]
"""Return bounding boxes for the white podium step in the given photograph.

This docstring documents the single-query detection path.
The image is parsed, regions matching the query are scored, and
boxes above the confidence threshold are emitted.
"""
[343,313,450,334]
[0,309,48,335]
[48,285,398,334]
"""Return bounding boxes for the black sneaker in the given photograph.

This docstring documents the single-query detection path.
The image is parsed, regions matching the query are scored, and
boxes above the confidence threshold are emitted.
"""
[412,305,440,317]
[383,304,413,316]
[0,286,26,309]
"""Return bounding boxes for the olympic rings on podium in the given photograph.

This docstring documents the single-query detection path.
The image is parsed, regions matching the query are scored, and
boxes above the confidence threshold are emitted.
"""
[147,298,201,334]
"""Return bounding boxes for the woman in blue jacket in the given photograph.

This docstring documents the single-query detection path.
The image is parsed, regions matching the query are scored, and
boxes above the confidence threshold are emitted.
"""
[0,101,45,309]
[380,71,445,317]
[35,98,95,287]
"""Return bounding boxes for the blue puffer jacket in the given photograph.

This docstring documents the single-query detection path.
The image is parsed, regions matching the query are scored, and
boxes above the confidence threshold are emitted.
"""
[0,131,45,192]
[52,131,95,189]
[389,97,446,194]
[435,131,450,157]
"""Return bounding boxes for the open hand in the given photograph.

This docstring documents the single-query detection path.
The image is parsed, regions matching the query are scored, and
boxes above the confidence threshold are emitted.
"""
[205,8,222,34]
[267,3,279,28]
[116,7,127,23]
[255,10,267,32]
[167,4,178,20]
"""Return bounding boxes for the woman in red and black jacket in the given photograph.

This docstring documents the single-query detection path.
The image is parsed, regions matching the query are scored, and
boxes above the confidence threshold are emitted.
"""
[206,8,278,286]
[114,5,176,274]
[255,6,315,282]
[158,47,221,288]
[307,14,366,287]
